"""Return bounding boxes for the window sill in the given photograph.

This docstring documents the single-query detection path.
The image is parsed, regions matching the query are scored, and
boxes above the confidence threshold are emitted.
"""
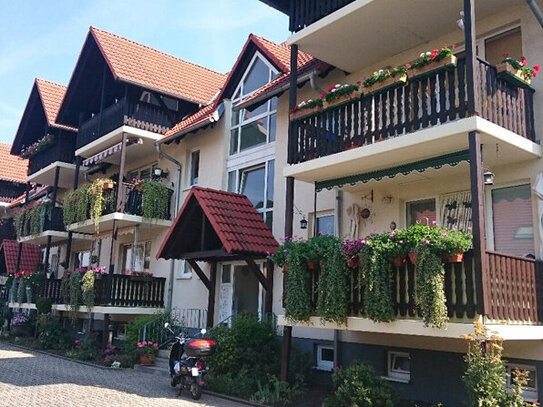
[313,365,333,372]
[176,273,192,280]
[381,376,410,384]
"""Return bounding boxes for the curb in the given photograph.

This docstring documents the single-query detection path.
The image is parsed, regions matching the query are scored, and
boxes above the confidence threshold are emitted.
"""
[3,341,127,371]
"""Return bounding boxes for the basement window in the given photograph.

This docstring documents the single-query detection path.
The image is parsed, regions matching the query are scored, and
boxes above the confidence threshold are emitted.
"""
[316,345,334,371]
[386,351,411,383]
[506,364,537,402]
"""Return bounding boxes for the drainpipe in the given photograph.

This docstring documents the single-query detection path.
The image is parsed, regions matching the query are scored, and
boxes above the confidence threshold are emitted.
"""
[526,0,543,30]
[156,142,182,312]
[333,190,343,368]
[309,71,323,95]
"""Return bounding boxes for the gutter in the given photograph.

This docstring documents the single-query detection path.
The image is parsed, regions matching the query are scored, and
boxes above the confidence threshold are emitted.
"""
[155,142,182,312]
[526,0,543,29]
[159,103,224,144]
[234,69,322,111]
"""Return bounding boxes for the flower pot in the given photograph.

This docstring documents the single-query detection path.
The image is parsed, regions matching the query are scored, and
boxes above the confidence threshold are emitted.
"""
[290,105,323,121]
[347,256,359,269]
[392,255,406,267]
[443,252,464,263]
[25,286,33,304]
[496,63,532,88]
[139,354,155,366]
[282,265,288,272]
[364,74,408,96]
[324,90,362,110]
[102,182,115,190]
[408,251,417,265]
[410,55,457,79]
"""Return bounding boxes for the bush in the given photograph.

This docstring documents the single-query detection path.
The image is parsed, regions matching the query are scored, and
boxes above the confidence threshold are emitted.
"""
[36,314,68,350]
[102,344,132,368]
[326,361,397,407]
[123,311,178,360]
[36,297,53,314]
[67,336,99,361]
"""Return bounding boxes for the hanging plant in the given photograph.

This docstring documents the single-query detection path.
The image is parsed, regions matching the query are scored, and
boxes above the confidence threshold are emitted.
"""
[89,178,115,232]
[63,185,91,227]
[62,271,83,324]
[316,236,350,325]
[19,134,55,159]
[141,180,171,220]
[81,270,95,313]
[415,244,448,328]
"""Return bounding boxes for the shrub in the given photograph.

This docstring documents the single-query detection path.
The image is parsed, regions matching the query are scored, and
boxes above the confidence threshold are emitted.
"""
[36,314,68,350]
[67,336,99,361]
[36,297,53,314]
[123,311,178,359]
[326,361,397,407]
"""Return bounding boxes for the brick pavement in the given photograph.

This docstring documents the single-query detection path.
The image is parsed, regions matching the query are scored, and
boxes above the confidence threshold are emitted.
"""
[0,342,245,407]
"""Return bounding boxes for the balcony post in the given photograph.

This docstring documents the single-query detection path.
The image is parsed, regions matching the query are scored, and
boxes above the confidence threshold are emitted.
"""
[464,0,479,115]
[468,131,489,316]
[281,43,298,383]
[15,182,31,274]
[64,156,81,269]
[130,224,139,274]
[43,166,60,277]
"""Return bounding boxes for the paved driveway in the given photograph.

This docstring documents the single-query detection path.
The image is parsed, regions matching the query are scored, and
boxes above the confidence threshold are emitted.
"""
[0,342,245,407]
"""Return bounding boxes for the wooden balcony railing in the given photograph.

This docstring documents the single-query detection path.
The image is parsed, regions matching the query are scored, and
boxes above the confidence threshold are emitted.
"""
[76,97,177,149]
[289,58,535,164]
[36,274,166,308]
[288,0,356,32]
[16,206,65,239]
[305,250,543,324]
[28,133,76,176]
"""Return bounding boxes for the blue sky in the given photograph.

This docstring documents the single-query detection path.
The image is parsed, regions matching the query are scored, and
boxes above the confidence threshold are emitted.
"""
[0,0,288,144]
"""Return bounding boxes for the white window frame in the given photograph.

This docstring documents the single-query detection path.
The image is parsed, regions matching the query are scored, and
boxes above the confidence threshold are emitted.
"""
[310,211,335,237]
[229,52,278,157]
[176,260,192,280]
[187,149,200,187]
[127,162,158,182]
[316,345,334,371]
[386,351,411,383]
[404,196,439,228]
[506,363,538,402]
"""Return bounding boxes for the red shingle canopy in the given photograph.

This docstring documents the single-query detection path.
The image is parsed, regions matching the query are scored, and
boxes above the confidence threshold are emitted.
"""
[0,240,41,274]
[157,186,277,261]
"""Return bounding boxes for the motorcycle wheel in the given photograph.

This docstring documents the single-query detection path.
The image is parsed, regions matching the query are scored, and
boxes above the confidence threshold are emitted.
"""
[189,381,201,400]
[170,377,178,388]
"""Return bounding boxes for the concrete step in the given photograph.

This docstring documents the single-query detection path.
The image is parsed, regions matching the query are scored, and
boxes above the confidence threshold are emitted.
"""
[157,349,170,359]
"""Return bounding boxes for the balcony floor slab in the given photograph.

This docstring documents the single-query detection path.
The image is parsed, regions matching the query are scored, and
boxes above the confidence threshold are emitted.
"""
[27,162,81,189]
[18,231,91,245]
[66,212,172,235]
[284,116,542,185]
[8,303,163,315]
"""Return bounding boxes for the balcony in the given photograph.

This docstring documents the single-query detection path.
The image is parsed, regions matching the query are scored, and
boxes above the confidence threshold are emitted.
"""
[279,250,543,339]
[286,59,539,183]
[64,181,173,234]
[27,133,79,189]
[287,0,355,32]
[76,97,173,151]
[10,274,166,312]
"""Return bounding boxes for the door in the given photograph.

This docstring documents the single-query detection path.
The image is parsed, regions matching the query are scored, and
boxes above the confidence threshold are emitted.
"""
[217,265,233,324]
[232,265,259,316]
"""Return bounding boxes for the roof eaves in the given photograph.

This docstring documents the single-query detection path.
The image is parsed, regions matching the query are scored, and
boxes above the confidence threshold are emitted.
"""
[159,103,224,144]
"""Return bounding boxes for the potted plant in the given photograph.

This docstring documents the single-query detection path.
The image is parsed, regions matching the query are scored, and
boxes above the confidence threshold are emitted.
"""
[92,266,107,280]
[437,227,473,263]
[342,238,366,269]
[323,82,362,109]
[363,64,409,96]
[10,313,32,337]
[409,44,457,79]
[137,340,159,365]
[497,53,539,88]
[290,98,324,120]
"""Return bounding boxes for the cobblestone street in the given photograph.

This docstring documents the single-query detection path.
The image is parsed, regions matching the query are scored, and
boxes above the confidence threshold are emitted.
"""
[0,342,245,407]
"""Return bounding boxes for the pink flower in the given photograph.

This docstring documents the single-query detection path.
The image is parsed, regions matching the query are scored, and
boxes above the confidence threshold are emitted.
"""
[534,64,541,72]
[452,225,457,231]
[441,231,447,236]
[399,239,404,244]
[389,231,395,237]
[153,343,159,350]
[425,239,430,244]
[74,339,79,345]
[371,227,377,233]
[431,220,437,225]
[405,63,411,68]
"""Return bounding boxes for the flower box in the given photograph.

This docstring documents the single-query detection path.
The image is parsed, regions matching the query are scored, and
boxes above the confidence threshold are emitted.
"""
[139,354,155,366]
[496,63,532,88]
[443,252,464,263]
[324,90,362,110]
[364,74,407,96]
[102,182,115,191]
[410,55,457,80]
[290,106,323,121]
[392,255,406,267]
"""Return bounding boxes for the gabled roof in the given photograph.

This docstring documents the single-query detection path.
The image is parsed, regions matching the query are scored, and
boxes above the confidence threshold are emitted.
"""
[35,79,76,132]
[0,143,27,183]
[157,186,277,260]
[90,27,226,105]
[0,240,41,274]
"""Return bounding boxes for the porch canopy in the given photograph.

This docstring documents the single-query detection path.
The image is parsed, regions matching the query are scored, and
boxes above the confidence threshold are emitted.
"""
[0,240,41,274]
[157,186,278,324]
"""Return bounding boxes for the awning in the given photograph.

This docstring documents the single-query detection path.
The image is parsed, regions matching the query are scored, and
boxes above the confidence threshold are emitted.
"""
[0,239,41,274]
[315,150,470,192]
[82,141,123,166]
[157,186,278,261]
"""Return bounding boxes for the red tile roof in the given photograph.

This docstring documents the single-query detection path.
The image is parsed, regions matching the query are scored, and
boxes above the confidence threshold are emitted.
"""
[8,186,50,208]
[157,186,278,259]
[35,79,76,131]
[0,239,41,274]
[90,27,227,105]
[162,103,219,139]
[0,143,27,183]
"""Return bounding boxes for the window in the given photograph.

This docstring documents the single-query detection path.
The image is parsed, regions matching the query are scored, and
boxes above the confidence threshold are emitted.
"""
[176,260,192,279]
[230,54,278,155]
[231,160,274,230]
[484,28,522,66]
[189,151,200,186]
[316,345,334,371]
[506,364,537,401]
[491,184,534,256]
[221,264,231,284]
[406,198,436,227]
[316,214,335,236]
[122,241,151,274]
[73,251,91,269]
[387,352,411,383]
[127,163,158,182]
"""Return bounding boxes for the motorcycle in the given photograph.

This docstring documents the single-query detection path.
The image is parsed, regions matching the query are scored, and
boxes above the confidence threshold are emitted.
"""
[164,322,216,400]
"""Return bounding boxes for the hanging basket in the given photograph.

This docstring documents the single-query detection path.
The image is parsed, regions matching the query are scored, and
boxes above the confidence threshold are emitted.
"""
[324,90,362,110]
[290,106,323,121]
[364,74,408,96]
[443,252,464,263]
[496,63,532,88]
[409,55,457,80]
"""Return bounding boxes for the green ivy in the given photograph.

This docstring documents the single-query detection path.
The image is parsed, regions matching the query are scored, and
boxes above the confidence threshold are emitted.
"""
[141,181,170,220]
[14,203,52,239]
[63,185,91,227]
[62,272,82,324]
[416,245,448,329]
[284,251,312,323]
[362,250,396,323]
[81,270,95,313]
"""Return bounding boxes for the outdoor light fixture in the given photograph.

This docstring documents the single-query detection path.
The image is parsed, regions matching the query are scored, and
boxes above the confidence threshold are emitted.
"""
[300,216,308,230]
[154,168,163,177]
[390,221,397,231]
[483,171,495,186]
[456,11,465,31]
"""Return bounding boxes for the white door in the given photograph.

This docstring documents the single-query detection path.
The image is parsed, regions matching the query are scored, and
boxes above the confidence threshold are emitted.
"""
[217,264,233,324]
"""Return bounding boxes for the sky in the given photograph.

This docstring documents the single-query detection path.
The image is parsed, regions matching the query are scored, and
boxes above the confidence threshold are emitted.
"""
[0,0,288,144]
